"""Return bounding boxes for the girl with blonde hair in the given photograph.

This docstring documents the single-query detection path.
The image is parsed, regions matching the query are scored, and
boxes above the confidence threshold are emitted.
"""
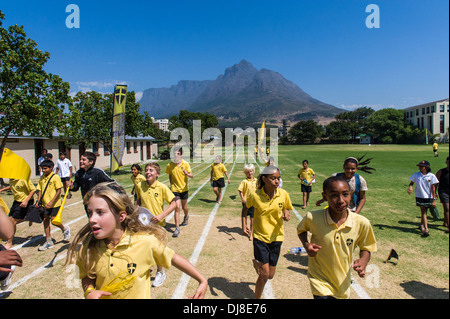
[65,182,207,299]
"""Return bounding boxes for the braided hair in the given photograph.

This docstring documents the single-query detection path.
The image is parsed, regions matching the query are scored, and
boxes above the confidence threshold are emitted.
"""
[344,154,376,174]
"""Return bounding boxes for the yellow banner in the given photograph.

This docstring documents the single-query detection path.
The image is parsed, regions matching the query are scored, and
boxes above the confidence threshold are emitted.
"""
[258,121,266,162]
[111,85,127,172]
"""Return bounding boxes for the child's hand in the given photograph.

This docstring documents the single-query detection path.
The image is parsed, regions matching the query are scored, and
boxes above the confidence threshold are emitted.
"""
[305,243,322,257]
[189,280,208,299]
[283,210,291,221]
[85,289,112,299]
[407,186,413,195]
[352,259,368,278]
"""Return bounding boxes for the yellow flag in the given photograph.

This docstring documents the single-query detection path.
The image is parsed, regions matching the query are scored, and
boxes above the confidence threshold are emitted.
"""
[0,148,31,181]
[258,121,266,162]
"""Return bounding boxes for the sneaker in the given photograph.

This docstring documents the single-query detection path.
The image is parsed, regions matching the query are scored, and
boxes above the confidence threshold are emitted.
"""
[0,265,15,291]
[172,227,180,238]
[38,240,54,251]
[152,270,167,287]
[181,216,189,226]
[63,226,71,241]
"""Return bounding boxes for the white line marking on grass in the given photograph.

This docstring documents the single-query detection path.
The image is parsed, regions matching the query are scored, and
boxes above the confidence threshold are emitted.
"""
[0,252,68,298]
[2,162,218,298]
[171,149,240,299]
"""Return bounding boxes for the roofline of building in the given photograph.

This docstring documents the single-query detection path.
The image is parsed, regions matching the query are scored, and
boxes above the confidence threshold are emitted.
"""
[403,98,449,111]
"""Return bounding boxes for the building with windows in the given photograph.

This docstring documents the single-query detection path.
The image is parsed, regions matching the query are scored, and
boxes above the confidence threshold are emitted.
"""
[3,133,157,179]
[151,118,170,132]
[404,98,449,141]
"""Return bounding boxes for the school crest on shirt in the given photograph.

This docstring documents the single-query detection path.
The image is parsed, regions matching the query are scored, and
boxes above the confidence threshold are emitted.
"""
[346,239,354,246]
[278,203,283,210]
[154,192,159,198]
[127,263,137,275]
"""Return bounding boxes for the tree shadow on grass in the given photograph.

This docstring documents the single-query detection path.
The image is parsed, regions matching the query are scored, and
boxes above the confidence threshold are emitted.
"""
[400,280,449,299]
[208,277,255,299]
[374,219,446,235]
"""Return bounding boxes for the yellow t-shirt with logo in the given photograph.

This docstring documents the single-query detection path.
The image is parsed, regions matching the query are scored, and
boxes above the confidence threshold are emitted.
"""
[166,160,192,193]
[36,173,63,208]
[9,179,36,202]
[297,208,377,299]
[135,180,175,227]
[238,178,257,200]
[246,187,293,243]
[77,231,175,299]
[298,167,315,186]
[211,163,227,181]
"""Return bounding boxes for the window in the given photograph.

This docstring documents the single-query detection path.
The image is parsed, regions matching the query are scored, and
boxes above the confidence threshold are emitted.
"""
[441,105,445,112]
[422,108,425,115]
[431,105,435,113]
[440,115,445,133]
[416,109,419,116]
[92,142,99,155]
[126,142,131,154]
[426,107,430,114]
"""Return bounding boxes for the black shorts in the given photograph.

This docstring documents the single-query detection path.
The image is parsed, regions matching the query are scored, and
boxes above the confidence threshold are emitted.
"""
[253,238,282,267]
[439,191,449,204]
[242,204,254,218]
[173,191,189,200]
[301,184,312,193]
[416,197,434,208]
[9,199,35,220]
[43,206,60,218]
[212,178,225,188]
[60,177,71,183]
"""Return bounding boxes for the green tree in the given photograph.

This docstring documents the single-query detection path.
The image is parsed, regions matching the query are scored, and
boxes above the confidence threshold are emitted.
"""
[288,120,324,144]
[168,110,219,155]
[0,11,71,161]
[367,108,423,143]
[62,90,146,153]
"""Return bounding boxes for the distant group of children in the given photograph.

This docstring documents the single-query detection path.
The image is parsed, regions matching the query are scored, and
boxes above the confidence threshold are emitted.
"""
[1,146,449,300]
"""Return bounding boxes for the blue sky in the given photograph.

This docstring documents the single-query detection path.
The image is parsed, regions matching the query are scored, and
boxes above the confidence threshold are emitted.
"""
[1,0,449,110]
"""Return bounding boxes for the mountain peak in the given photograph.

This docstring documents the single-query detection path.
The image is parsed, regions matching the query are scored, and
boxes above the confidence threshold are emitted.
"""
[223,59,258,78]
[139,60,343,125]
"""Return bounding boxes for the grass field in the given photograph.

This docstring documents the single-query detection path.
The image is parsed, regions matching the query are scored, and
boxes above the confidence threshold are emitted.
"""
[0,144,448,299]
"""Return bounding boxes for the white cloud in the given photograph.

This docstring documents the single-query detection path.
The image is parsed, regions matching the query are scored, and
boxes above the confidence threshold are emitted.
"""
[73,80,129,93]
[135,91,143,102]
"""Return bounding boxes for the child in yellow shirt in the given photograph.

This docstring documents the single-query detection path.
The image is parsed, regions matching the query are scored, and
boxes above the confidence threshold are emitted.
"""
[297,175,377,299]
[246,165,292,299]
[238,164,257,240]
[298,160,315,209]
[66,182,207,299]
[0,179,36,248]
[36,160,71,251]
[210,155,230,205]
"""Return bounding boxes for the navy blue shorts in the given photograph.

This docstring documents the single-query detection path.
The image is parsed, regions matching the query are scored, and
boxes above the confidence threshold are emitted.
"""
[253,238,282,267]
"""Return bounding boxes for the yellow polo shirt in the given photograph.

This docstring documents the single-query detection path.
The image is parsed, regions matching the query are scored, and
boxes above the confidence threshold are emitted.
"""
[297,208,377,299]
[36,173,63,208]
[77,231,175,299]
[131,173,146,186]
[298,167,315,185]
[135,180,175,227]
[211,163,227,181]
[238,178,257,200]
[166,160,191,193]
[246,187,293,243]
[9,179,36,202]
